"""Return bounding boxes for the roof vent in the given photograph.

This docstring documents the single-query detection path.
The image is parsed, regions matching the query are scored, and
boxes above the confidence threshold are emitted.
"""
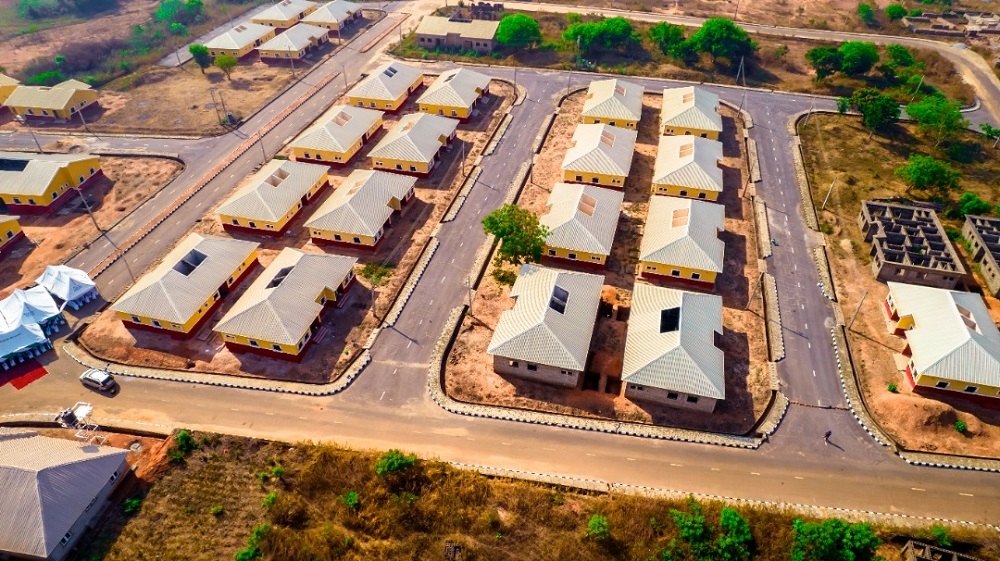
[659,307,680,333]
[682,92,694,104]
[173,249,207,276]
[578,193,597,216]
[333,110,353,126]
[599,130,615,147]
[549,285,569,314]
[671,208,690,227]
[383,66,398,78]
[443,72,457,82]
[614,83,626,96]
[679,143,694,158]
[235,25,246,32]
[266,266,294,289]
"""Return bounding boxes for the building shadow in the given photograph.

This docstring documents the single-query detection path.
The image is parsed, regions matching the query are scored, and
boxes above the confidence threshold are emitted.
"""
[717,230,750,309]
[719,164,745,220]
[720,115,742,158]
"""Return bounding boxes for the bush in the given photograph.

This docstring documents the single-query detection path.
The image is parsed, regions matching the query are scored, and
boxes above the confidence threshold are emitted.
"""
[176,430,197,453]
[375,449,416,477]
[930,524,952,546]
[340,491,360,510]
[955,420,967,433]
[585,514,611,541]
[210,505,224,516]
[26,69,65,86]
[271,465,285,478]
[123,496,143,515]
[262,491,277,510]
[234,524,270,561]
[888,383,898,393]
[168,448,186,463]
[885,3,908,20]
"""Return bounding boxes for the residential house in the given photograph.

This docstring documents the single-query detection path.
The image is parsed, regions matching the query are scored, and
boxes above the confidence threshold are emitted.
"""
[414,16,499,54]
[289,105,383,166]
[205,23,277,59]
[487,264,603,388]
[580,78,644,129]
[639,196,724,289]
[622,283,724,412]
[251,0,319,30]
[0,152,102,215]
[0,428,130,561]
[540,183,623,268]
[417,67,491,121]
[560,123,637,189]
[302,0,361,36]
[111,234,259,337]
[962,214,1000,297]
[0,73,19,107]
[214,248,356,360]
[258,23,329,62]
[215,159,330,236]
[368,112,457,176]
[305,169,415,248]
[0,215,24,259]
[651,135,724,201]
[660,86,722,139]
[347,62,423,112]
[35,264,100,311]
[885,281,1000,404]
[4,79,98,122]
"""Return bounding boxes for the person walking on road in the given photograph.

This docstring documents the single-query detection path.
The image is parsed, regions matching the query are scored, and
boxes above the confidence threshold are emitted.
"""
[823,430,832,445]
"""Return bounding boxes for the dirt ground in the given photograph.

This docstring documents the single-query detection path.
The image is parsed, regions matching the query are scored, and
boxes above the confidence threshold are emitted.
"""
[78,81,514,383]
[0,155,182,298]
[800,114,1000,458]
[444,92,770,434]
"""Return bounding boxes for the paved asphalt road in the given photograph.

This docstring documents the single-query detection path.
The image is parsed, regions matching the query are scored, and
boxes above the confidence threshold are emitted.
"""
[2,2,1000,526]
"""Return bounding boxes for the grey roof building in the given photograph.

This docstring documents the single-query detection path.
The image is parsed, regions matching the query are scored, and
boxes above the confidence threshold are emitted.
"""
[215,159,329,231]
[415,16,500,53]
[540,182,623,263]
[581,78,644,127]
[660,86,722,137]
[652,136,724,198]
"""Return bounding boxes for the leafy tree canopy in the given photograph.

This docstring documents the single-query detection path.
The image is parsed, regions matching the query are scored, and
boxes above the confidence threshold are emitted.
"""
[213,54,238,80]
[885,3,908,20]
[495,14,541,48]
[894,154,961,192]
[374,449,416,477]
[563,17,636,54]
[857,2,877,26]
[189,44,211,73]
[805,46,843,81]
[482,204,549,269]
[848,88,900,132]
[791,518,881,561]
[953,192,992,218]
[687,18,756,63]
[838,41,880,76]
[906,95,969,148]
[648,22,686,56]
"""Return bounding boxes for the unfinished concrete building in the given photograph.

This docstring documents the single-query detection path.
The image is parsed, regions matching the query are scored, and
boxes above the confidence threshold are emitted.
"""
[962,214,1000,296]
[857,201,963,289]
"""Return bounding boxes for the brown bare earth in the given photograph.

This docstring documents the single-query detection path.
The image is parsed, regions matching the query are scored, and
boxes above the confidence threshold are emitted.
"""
[0,155,182,297]
[800,113,1000,458]
[445,91,769,434]
[78,80,514,383]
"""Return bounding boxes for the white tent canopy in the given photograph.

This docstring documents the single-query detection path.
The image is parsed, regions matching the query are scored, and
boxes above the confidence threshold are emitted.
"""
[0,315,49,367]
[35,265,98,310]
[1,287,62,329]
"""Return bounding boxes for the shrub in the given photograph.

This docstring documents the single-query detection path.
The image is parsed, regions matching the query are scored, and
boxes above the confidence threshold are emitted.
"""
[340,491,360,511]
[210,505,224,516]
[375,449,416,477]
[885,3,908,20]
[262,491,277,510]
[930,524,952,546]
[234,524,270,561]
[271,465,284,478]
[176,430,197,453]
[168,448,185,463]
[955,420,967,433]
[585,514,611,541]
[123,496,143,515]
[26,70,65,86]
[888,383,898,393]
[857,2,877,26]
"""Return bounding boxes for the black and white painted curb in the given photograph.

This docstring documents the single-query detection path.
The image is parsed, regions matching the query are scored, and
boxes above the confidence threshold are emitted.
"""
[830,327,892,447]
[811,246,837,302]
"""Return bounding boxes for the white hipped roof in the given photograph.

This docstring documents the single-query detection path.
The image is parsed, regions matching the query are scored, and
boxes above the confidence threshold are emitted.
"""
[348,62,423,102]
[623,283,724,398]
[305,169,415,236]
[0,429,129,560]
[215,159,328,222]
[581,78,644,123]
[206,22,274,50]
[415,16,499,40]
[4,79,92,111]
[35,265,97,304]
[561,123,637,177]
[367,112,457,164]
[0,152,99,197]
[661,86,722,133]
[640,196,724,273]
[488,264,603,371]
[541,182,623,256]
[291,105,383,154]
[653,135,723,193]
[888,282,1000,387]
[258,23,328,52]
[417,68,491,110]
[252,0,318,23]
[302,0,358,25]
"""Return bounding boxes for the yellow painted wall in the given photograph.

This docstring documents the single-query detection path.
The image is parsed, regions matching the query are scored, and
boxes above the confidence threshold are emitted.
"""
[419,103,472,119]
[650,183,720,202]
[913,373,1000,398]
[661,126,720,140]
[219,175,325,232]
[0,156,100,207]
[9,89,98,120]
[582,115,637,128]
[373,156,431,175]
[348,75,422,112]
[221,332,304,354]
[895,314,915,331]
[254,5,317,29]
[310,227,381,247]
[0,84,18,105]
[259,48,307,59]
[562,169,625,188]
[544,245,607,266]
[0,217,22,247]
[291,116,382,164]
[639,261,717,285]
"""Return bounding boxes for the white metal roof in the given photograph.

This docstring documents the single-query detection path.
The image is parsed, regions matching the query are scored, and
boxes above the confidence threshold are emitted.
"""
[623,283,724,398]
[581,78,644,123]
[304,169,415,236]
[414,16,499,40]
[214,248,356,345]
[640,196,724,273]
[252,0,318,23]
[417,68,490,110]
[302,0,357,25]
[290,104,382,153]
[348,62,423,102]
[0,73,19,87]
[367,112,457,164]
[35,265,96,304]
[4,80,92,111]
[0,429,128,560]
[540,182,623,255]
[561,123,637,177]
[215,159,328,222]
[205,22,274,50]
[258,23,328,51]
[888,282,1000,387]
[111,234,259,323]
[660,86,722,133]
[653,135,723,192]
[487,264,603,371]
[0,151,98,196]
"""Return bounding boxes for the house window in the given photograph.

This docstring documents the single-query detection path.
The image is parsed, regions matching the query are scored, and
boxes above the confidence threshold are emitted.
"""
[548,249,556,256]
[935,381,949,389]
[172,323,181,329]
[249,221,257,228]
[28,199,36,205]
[691,272,701,280]
[667,392,678,400]
[964,385,978,393]
[375,161,383,166]
[297,340,304,350]
[152,320,162,328]
[671,269,681,276]
[701,133,707,138]
[526,363,538,371]
[60,532,73,547]
[575,175,583,182]
[303,152,310,158]
[409,165,417,172]
[396,164,403,170]
[232,219,240,225]
[272,344,282,352]
[385,103,392,108]
[52,191,58,199]
[12,197,20,204]
[451,110,457,117]
[630,384,643,391]
[591,177,599,183]
[5,231,11,239]
[568,253,577,260]
[609,121,616,126]
[353,237,361,244]
[249,340,259,347]
[591,255,601,261]
[686,395,699,403]
[131,315,141,323]
[42,110,49,115]
[369,102,376,108]
[334,234,342,241]
[109,470,120,484]
[679,190,688,197]
[698,192,707,199]
[508,360,519,368]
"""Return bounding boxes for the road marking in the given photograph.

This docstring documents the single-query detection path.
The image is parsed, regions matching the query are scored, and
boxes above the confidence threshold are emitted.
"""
[543,448,555,451]
[459,242,464,247]
[812,370,816,377]
[750,472,761,476]
[670,463,683,467]
[585,453,595,457]
[800,304,805,310]
[418,319,423,325]
[793,264,797,271]
[450,258,455,264]
[379,391,386,400]
[429,299,434,306]
[626,457,636,461]
[797,282,801,288]
[794,476,804,480]
[406,340,411,349]
[807,342,811,349]
[230,408,240,411]
[959,492,974,497]
[804,323,808,330]
[911,487,926,492]
[790,247,794,254]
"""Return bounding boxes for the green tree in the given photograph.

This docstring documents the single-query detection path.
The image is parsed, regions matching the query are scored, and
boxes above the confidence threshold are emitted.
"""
[805,46,843,81]
[27,70,65,86]
[791,518,881,561]
[214,53,238,80]
[857,2,877,26]
[170,22,188,35]
[894,154,961,193]
[954,192,992,218]
[482,204,549,269]
[885,44,915,68]
[495,14,541,49]
[848,88,900,133]
[837,96,850,114]
[884,3,908,20]
[648,21,686,55]
[838,41,880,76]
[716,508,753,561]
[670,501,714,559]
[586,514,611,541]
[687,18,756,63]
[599,17,636,49]
[374,449,416,477]
[906,95,969,148]
[980,122,1000,148]
[189,44,211,73]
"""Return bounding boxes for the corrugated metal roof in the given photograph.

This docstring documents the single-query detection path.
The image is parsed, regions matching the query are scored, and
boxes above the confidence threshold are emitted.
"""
[414,16,499,40]
[0,73,19,86]
[581,78,644,122]
[252,0,318,22]
[215,159,328,221]
[111,234,259,323]
[367,112,457,164]
[214,248,355,345]
[540,182,623,255]
[640,196,724,272]
[304,169,415,235]
[4,80,92,111]
[290,104,382,153]
[259,23,327,51]
[35,265,96,303]
[54,79,91,90]
[417,68,490,109]
[487,264,603,371]
[0,151,99,197]
[652,135,723,192]
[561,123,637,177]
[206,22,274,50]
[660,86,722,133]
[302,0,357,24]
[0,286,61,326]
[623,283,724,398]
[348,62,423,102]
[0,429,128,559]
[888,282,1000,387]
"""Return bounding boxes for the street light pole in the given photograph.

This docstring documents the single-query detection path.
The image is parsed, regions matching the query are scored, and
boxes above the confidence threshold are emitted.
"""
[257,131,267,163]
[23,120,44,153]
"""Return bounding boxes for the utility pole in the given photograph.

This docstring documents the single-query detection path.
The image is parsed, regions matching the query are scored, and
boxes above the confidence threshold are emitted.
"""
[802,100,815,129]
[910,75,924,102]
[23,120,44,153]
[460,140,466,175]
[821,175,838,210]
[746,270,765,310]
[218,90,231,125]
[513,66,517,95]
[209,88,223,125]
[257,131,267,164]
[76,186,101,235]
[467,273,473,315]
[290,54,296,78]
[77,107,97,139]
[847,288,869,331]
[734,0,742,19]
